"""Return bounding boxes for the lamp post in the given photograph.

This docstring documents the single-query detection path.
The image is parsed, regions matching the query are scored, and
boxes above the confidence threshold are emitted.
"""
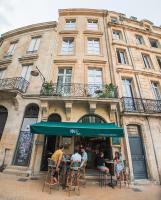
[31,66,46,83]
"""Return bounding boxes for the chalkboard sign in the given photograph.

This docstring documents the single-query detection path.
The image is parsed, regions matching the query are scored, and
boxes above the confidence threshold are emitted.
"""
[112,137,121,146]
[13,131,33,166]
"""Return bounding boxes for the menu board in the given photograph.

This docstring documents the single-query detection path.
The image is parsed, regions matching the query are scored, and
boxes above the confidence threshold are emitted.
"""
[13,131,33,166]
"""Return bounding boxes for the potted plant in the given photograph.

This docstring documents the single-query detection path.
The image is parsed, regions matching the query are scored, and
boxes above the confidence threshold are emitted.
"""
[97,83,117,98]
[42,81,53,96]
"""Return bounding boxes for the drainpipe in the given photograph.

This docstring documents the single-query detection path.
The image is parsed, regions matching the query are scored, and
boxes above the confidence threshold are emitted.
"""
[122,20,161,184]
[103,11,115,85]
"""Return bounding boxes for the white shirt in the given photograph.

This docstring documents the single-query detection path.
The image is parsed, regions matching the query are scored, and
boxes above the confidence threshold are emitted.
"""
[82,151,88,162]
[71,153,81,162]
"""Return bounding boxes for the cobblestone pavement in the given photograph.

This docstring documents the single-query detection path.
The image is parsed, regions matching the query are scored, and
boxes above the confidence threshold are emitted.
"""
[0,173,161,200]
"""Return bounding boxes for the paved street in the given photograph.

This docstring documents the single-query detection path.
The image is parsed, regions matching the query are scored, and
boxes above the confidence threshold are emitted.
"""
[0,173,160,200]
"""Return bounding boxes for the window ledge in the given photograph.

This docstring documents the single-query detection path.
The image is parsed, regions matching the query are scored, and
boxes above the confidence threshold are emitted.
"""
[83,30,103,35]
[59,30,79,34]
[18,54,39,63]
[0,58,12,66]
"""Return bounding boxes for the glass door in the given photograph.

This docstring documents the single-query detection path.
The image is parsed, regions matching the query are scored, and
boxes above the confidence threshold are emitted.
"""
[88,68,102,97]
[122,79,135,111]
[57,68,72,96]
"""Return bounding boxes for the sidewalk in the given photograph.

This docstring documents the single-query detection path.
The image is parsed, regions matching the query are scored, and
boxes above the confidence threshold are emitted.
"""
[0,173,160,200]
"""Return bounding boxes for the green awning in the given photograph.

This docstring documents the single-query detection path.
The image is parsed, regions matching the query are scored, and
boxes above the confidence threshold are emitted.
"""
[30,121,124,137]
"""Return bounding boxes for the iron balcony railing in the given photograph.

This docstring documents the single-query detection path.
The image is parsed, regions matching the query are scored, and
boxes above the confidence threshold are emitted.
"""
[121,97,161,113]
[0,77,29,93]
[40,83,118,98]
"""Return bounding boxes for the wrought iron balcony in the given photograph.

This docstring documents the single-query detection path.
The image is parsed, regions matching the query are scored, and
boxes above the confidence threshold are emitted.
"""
[121,97,161,113]
[0,77,29,93]
[40,83,118,98]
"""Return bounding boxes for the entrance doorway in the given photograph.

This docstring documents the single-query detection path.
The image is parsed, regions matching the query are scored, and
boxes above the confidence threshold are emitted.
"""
[77,114,112,169]
[41,113,61,171]
[75,137,112,169]
[127,125,147,179]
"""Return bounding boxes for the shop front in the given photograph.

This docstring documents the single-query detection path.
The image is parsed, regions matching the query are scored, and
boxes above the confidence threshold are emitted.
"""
[31,121,124,171]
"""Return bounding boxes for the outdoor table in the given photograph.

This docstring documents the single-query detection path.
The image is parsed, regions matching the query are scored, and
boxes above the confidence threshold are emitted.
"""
[105,159,116,188]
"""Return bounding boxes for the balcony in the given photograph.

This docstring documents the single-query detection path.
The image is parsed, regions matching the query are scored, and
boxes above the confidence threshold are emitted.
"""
[0,77,29,93]
[40,83,118,99]
[121,97,161,114]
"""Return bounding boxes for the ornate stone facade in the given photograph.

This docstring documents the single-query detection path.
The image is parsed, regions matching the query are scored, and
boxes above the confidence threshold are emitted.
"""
[0,9,160,183]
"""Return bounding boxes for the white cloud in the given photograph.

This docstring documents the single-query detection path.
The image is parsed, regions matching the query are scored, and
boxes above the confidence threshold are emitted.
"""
[0,0,161,35]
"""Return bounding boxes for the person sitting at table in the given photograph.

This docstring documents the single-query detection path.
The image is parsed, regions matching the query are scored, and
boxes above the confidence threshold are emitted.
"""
[96,151,109,174]
[80,146,88,168]
[51,144,64,183]
[70,148,82,170]
[114,151,124,179]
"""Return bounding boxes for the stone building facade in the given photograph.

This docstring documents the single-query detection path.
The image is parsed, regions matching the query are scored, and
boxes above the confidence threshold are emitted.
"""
[0,9,160,183]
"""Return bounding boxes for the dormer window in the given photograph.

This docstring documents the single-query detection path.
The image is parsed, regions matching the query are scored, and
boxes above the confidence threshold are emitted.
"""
[64,19,76,30]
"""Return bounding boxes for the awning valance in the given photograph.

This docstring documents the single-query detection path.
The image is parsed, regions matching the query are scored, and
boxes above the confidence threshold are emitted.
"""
[30,121,124,137]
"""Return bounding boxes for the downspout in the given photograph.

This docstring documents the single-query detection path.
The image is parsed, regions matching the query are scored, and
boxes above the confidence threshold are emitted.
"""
[103,11,115,85]
[122,19,161,184]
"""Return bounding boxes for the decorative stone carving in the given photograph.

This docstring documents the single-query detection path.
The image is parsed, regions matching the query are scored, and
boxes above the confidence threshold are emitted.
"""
[65,101,73,121]
[89,101,97,114]
[109,103,117,122]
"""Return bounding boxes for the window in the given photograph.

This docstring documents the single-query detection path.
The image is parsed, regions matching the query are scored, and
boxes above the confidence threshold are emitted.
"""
[21,64,32,81]
[0,69,5,79]
[142,54,153,69]
[87,38,100,55]
[87,19,98,30]
[151,82,161,100]
[27,37,41,53]
[61,38,74,55]
[88,68,102,96]
[149,38,159,48]
[64,19,76,30]
[117,49,128,64]
[136,35,144,45]
[122,79,133,98]
[6,42,17,57]
[157,57,161,69]
[57,68,72,96]
[122,79,135,111]
[113,30,122,40]
[110,17,118,23]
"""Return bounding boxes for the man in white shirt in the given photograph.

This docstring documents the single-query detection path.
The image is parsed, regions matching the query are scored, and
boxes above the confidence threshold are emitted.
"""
[71,148,81,170]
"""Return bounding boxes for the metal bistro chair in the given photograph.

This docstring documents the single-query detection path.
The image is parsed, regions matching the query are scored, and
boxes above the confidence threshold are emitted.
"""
[80,160,87,187]
[116,161,130,188]
[42,158,60,194]
[66,162,81,196]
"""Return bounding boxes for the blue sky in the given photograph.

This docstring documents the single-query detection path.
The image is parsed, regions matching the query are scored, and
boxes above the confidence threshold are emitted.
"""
[0,0,161,35]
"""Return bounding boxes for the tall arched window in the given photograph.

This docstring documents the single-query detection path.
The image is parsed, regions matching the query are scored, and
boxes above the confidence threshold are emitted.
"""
[13,104,39,166]
[0,106,8,140]
[78,114,106,123]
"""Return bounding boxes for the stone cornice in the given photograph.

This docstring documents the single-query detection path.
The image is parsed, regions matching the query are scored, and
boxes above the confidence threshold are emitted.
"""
[83,30,103,36]
[112,41,161,55]
[116,67,161,78]
[59,8,107,17]
[1,21,57,40]
[53,59,77,63]
[18,54,39,63]
[83,59,107,64]
[108,22,161,38]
